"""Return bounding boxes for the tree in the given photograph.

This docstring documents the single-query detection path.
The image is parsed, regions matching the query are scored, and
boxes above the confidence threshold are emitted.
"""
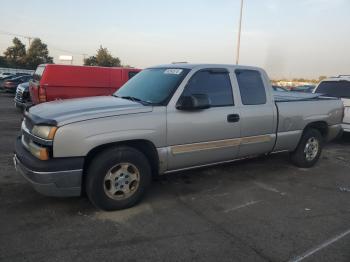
[25,38,53,69]
[84,56,98,66]
[0,56,7,67]
[319,75,327,82]
[84,46,121,67]
[3,37,26,68]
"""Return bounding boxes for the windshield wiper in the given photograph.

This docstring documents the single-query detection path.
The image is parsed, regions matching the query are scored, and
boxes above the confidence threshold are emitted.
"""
[113,95,153,105]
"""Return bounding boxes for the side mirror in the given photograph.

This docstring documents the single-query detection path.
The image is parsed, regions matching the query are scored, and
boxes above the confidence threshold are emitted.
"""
[176,94,211,111]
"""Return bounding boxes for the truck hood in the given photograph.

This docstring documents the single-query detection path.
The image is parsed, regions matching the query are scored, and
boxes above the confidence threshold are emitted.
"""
[28,96,153,126]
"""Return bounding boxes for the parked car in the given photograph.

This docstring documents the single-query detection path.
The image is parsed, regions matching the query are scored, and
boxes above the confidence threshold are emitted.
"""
[0,72,14,79]
[290,85,316,93]
[314,75,350,133]
[29,64,141,104]
[14,82,31,109]
[2,75,32,93]
[14,64,343,210]
[0,74,16,88]
[272,85,287,92]
[15,72,32,76]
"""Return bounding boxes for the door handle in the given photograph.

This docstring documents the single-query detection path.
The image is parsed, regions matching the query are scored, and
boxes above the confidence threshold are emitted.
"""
[227,114,240,123]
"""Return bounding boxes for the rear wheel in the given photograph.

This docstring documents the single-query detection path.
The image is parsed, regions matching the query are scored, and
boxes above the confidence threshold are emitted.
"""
[290,128,323,168]
[86,146,152,210]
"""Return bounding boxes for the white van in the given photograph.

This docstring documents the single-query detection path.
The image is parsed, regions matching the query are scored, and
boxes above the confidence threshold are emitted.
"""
[314,75,350,132]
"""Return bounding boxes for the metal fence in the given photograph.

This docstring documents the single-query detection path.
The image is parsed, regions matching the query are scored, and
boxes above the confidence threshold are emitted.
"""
[0,67,35,75]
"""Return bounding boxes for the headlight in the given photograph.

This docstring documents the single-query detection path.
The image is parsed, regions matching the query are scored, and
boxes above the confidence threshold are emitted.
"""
[32,125,58,140]
[28,140,49,160]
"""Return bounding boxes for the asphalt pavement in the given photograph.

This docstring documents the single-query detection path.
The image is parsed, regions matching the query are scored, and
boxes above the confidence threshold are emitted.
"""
[0,92,349,262]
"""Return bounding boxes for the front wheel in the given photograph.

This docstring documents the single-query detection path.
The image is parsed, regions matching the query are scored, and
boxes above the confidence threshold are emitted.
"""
[290,128,323,168]
[86,146,152,211]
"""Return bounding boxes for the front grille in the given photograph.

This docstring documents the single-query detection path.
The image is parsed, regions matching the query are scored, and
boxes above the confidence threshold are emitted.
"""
[15,90,24,102]
[15,95,23,102]
[22,91,29,100]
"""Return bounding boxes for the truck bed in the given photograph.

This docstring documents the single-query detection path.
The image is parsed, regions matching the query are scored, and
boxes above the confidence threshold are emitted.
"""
[273,91,337,102]
[273,92,343,152]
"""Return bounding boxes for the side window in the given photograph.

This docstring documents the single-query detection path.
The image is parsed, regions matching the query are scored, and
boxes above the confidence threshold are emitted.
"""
[235,70,266,105]
[182,70,234,107]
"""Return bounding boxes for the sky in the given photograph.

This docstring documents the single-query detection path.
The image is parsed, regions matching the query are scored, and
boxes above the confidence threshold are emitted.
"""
[0,0,349,79]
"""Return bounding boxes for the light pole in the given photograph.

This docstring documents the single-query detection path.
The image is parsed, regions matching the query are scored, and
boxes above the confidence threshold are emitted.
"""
[235,0,244,65]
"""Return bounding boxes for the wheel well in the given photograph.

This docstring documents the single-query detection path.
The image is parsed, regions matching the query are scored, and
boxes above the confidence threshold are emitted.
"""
[304,121,328,139]
[83,140,159,177]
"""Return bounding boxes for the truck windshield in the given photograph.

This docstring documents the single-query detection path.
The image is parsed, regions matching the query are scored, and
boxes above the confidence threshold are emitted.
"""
[315,81,350,99]
[114,68,190,105]
[33,65,45,82]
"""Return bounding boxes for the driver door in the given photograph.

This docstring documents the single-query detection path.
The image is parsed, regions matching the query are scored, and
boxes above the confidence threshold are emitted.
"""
[166,68,241,171]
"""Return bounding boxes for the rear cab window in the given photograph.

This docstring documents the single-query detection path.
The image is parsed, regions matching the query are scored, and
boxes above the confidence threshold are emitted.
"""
[315,81,350,98]
[235,69,266,105]
[182,69,234,107]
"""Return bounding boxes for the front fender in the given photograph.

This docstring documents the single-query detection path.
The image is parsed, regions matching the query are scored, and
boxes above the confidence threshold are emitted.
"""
[53,110,166,157]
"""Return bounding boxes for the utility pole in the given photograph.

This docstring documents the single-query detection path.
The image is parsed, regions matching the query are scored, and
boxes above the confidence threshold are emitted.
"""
[236,0,244,65]
[0,31,33,48]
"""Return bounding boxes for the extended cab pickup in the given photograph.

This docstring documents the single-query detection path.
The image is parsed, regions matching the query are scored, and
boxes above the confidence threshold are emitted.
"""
[14,64,344,210]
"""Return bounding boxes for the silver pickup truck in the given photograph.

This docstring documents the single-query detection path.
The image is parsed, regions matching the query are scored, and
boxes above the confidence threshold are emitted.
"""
[14,64,344,210]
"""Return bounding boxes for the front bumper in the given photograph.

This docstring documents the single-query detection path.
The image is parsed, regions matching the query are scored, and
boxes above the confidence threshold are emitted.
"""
[14,137,84,197]
[342,123,350,133]
[14,98,32,109]
[14,92,32,109]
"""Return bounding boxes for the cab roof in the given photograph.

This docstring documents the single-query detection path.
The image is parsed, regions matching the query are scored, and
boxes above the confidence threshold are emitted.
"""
[148,63,263,71]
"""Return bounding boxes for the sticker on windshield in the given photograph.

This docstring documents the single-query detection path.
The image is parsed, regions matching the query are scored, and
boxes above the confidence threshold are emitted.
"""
[164,69,183,75]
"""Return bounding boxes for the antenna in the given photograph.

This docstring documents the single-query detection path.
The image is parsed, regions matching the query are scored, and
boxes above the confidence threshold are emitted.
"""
[235,0,244,65]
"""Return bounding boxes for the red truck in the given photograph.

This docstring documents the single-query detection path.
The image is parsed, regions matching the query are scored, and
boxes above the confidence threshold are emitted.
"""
[29,64,141,104]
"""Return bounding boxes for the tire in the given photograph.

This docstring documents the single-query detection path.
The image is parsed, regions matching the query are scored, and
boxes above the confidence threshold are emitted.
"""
[290,128,323,168]
[86,146,152,211]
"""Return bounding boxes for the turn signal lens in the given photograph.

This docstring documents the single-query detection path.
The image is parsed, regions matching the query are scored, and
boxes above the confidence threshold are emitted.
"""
[48,127,58,139]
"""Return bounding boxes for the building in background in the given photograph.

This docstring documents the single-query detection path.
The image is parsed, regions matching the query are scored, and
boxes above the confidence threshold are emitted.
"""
[58,55,73,65]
